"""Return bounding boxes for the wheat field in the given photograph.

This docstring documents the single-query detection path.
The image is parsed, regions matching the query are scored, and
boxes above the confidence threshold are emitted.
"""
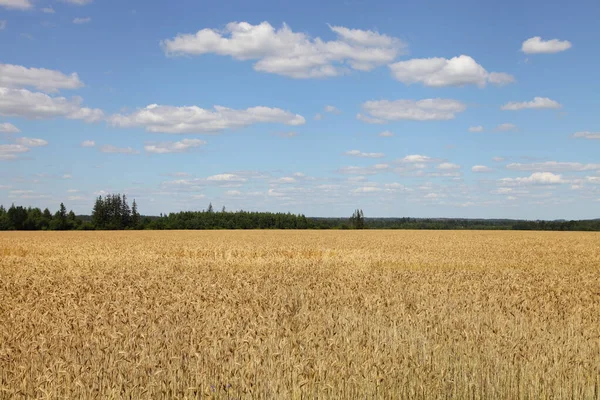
[1,230,599,399]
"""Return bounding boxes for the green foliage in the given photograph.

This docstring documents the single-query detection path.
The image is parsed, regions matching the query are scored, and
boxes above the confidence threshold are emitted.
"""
[349,209,365,229]
[0,196,599,231]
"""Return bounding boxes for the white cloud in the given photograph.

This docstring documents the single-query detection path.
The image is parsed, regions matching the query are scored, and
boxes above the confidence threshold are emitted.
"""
[492,157,505,162]
[506,161,600,172]
[468,125,484,133]
[359,98,466,122]
[225,190,242,196]
[62,174,72,179]
[0,20,6,30]
[437,162,460,170]
[521,36,572,54]
[493,188,514,194]
[389,55,514,87]
[344,149,385,158]
[499,172,564,186]
[67,195,84,201]
[495,123,518,132]
[275,177,296,184]
[99,145,140,154]
[61,0,93,5]
[353,186,382,193]
[338,164,390,175]
[472,165,492,173]
[41,6,55,13]
[15,137,48,147]
[0,87,103,122]
[109,104,304,134]
[206,173,247,182]
[0,143,29,160]
[314,113,323,121]
[161,22,406,78]
[0,0,32,10]
[378,130,394,137]
[81,140,95,147]
[73,17,91,24]
[145,139,206,154]
[67,189,79,193]
[0,63,84,93]
[401,154,435,163]
[268,188,284,197]
[324,105,341,114]
[572,131,600,140]
[0,122,20,133]
[501,97,562,111]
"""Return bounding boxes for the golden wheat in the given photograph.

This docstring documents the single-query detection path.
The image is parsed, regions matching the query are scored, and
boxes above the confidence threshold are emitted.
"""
[1,230,599,399]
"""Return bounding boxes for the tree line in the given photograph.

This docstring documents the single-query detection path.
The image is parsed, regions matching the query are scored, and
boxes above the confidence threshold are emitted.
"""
[0,194,599,231]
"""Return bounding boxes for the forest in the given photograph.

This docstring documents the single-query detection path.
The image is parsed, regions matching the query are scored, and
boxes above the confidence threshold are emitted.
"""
[1,194,599,231]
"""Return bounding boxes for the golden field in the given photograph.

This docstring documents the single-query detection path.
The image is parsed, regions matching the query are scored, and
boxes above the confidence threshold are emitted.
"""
[1,230,599,399]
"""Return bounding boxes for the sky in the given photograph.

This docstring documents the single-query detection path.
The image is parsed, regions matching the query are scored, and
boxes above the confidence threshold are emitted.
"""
[1,0,599,219]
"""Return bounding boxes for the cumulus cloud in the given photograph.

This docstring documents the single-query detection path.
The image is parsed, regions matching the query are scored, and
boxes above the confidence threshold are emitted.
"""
[80,140,95,147]
[324,105,341,114]
[0,122,19,133]
[401,154,435,163]
[207,173,247,182]
[353,186,382,193]
[389,55,514,87]
[145,139,207,154]
[73,17,91,24]
[0,63,84,93]
[0,0,32,10]
[0,143,29,160]
[0,87,104,122]
[15,137,48,147]
[472,165,492,173]
[358,98,466,122]
[437,162,460,170]
[469,125,484,133]
[501,97,562,111]
[506,161,600,172]
[109,104,305,134]
[499,172,564,186]
[338,164,390,175]
[378,130,394,137]
[161,22,406,78]
[344,149,385,158]
[495,123,518,132]
[492,157,505,162]
[572,131,600,140]
[274,177,296,184]
[521,36,572,54]
[99,145,140,154]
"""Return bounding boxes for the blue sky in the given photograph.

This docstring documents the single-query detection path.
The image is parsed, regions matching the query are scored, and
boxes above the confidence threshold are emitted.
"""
[1,0,599,219]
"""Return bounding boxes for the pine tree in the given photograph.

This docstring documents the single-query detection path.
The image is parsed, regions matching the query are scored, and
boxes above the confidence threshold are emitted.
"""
[207,202,214,213]
[349,209,365,229]
[131,199,140,228]
[92,196,106,229]
[121,194,131,228]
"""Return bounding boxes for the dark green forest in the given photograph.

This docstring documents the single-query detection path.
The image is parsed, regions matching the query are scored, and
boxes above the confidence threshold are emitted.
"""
[1,193,599,231]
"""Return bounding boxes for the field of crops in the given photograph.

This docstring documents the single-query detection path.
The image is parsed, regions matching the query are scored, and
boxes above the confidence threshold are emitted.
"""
[1,231,599,399]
